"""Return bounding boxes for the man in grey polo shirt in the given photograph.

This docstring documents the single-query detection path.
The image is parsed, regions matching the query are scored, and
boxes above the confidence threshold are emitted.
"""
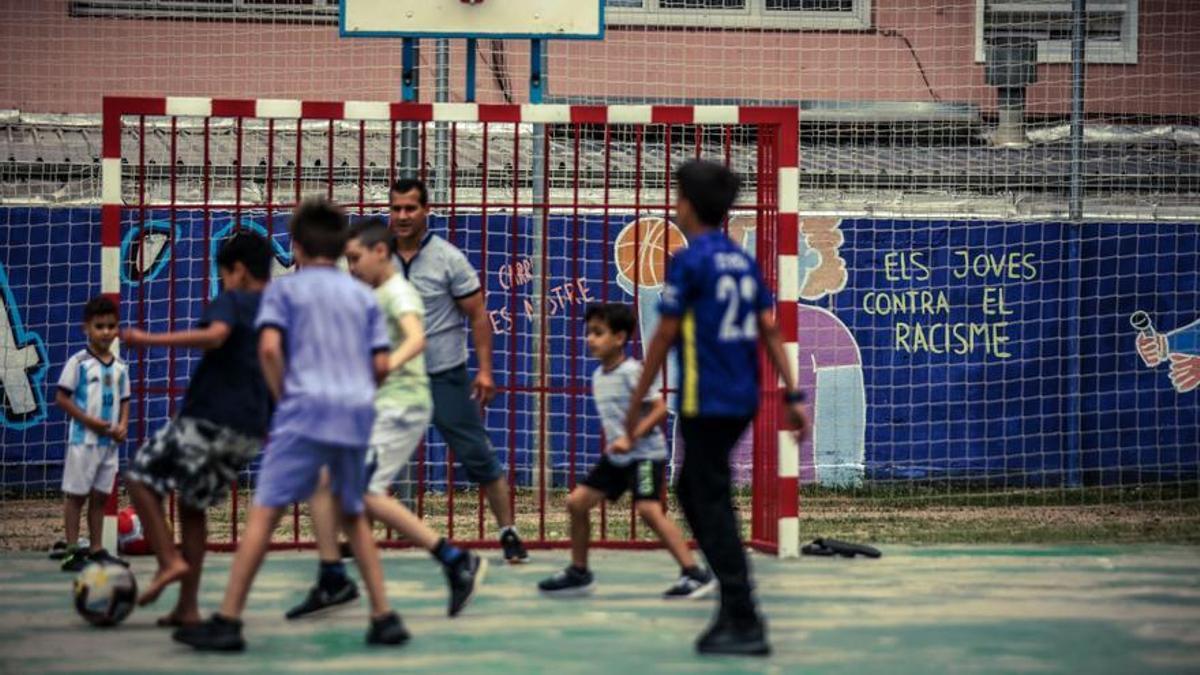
[389,178,529,563]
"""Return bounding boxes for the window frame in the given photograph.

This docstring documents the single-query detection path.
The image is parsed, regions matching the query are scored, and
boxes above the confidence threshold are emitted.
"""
[974,0,1139,65]
[606,0,872,31]
[70,0,340,21]
[71,0,872,31]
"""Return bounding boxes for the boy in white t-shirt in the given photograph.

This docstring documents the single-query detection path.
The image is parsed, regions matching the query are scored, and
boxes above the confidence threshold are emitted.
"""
[538,303,714,599]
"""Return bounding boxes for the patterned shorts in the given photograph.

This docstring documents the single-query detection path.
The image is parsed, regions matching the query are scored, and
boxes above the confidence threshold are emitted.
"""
[126,416,261,511]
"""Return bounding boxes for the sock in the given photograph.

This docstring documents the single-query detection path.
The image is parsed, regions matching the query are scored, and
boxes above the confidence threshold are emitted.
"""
[683,565,705,580]
[569,564,588,576]
[431,538,465,567]
[318,560,348,592]
[500,526,518,539]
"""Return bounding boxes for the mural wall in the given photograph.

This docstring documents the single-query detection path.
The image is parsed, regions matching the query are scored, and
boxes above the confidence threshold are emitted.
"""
[2,208,1197,491]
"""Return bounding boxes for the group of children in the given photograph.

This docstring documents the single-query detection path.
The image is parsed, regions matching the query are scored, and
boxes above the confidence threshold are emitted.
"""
[52,161,809,657]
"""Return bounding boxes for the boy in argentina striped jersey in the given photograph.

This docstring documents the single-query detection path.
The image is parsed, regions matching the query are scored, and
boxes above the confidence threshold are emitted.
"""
[55,296,131,572]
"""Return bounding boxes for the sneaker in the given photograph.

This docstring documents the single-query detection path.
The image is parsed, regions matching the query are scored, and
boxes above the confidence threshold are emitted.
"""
[173,613,246,652]
[444,551,488,617]
[365,611,410,646]
[285,579,360,620]
[60,548,89,573]
[663,569,718,600]
[48,540,69,560]
[88,548,130,568]
[696,612,770,657]
[537,566,595,597]
[500,529,529,564]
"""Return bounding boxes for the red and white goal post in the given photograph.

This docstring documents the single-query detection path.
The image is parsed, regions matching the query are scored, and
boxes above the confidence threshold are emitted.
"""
[101,96,803,557]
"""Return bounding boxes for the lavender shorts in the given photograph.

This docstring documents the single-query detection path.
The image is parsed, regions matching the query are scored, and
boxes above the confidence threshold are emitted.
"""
[253,431,368,515]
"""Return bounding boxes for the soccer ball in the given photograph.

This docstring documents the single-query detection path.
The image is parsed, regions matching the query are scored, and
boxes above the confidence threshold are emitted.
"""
[117,506,151,556]
[73,562,137,627]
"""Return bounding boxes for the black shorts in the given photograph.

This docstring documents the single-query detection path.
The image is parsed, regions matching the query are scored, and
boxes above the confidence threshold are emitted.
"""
[125,416,260,511]
[581,456,666,503]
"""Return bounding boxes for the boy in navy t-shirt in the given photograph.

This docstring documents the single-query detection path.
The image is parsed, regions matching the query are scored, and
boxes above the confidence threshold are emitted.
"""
[122,232,273,626]
[174,199,408,651]
[627,160,810,657]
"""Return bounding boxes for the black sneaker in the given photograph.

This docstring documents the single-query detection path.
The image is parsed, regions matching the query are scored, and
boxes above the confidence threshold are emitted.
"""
[696,612,770,657]
[285,580,360,620]
[663,569,718,600]
[500,529,529,564]
[60,548,89,573]
[173,613,246,652]
[88,548,130,568]
[537,566,595,597]
[444,551,488,617]
[48,540,69,560]
[366,611,410,646]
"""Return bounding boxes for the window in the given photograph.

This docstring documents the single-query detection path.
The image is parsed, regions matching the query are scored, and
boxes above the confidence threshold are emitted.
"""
[660,0,747,8]
[70,0,339,20]
[974,0,1138,65]
[607,0,871,30]
[73,0,871,30]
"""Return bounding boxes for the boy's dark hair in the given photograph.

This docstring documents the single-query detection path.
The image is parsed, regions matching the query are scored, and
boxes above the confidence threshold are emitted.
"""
[349,217,396,255]
[585,303,636,343]
[675,159,741,227]
[216,231,273,281]
[390,178,429,207]
[82,295,118,323]
[290,197,348,260]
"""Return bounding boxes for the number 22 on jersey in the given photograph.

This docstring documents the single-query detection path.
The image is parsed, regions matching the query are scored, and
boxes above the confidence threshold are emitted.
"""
[716,274,758,342]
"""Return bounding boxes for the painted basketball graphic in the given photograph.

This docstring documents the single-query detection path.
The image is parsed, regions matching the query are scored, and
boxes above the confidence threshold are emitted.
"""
[614,217,687,295]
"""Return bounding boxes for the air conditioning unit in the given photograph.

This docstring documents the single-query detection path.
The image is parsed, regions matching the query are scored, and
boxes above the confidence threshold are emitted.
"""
[976,0,1138,65]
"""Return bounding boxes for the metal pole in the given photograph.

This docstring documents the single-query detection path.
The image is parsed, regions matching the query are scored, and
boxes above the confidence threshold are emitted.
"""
[1069,0,1085,220]
[530,39,544,104]
[1065,0,1086,488]
[401,39,421,179]
[529,39,548,514]
[434,38,451,204]
[465,38,478,103]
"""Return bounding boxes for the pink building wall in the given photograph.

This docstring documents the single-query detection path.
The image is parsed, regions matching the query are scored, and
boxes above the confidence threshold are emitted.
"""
[1,0,1197,116]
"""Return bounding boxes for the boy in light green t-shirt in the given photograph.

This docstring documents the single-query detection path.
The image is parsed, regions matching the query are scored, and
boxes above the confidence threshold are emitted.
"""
[286,219,486,621]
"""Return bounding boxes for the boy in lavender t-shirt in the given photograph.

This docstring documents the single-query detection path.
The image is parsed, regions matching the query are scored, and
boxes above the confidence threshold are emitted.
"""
[174,199,409,652]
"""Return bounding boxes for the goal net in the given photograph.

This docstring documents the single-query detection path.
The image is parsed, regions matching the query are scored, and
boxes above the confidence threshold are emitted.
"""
[1,2,1197,553]
[84,98,799,553]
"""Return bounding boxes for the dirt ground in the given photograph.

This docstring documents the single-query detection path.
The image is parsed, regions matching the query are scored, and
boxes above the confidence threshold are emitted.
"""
[5,487,1198,552]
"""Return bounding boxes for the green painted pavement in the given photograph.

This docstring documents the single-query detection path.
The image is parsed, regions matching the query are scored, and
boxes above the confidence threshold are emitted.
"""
[1,546,1198,674]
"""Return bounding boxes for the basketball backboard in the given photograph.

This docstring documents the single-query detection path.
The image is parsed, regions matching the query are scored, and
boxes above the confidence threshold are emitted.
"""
[340,0,605,40]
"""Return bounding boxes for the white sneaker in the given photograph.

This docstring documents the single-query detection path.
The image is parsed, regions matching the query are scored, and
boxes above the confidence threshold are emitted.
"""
[662,570,717,600]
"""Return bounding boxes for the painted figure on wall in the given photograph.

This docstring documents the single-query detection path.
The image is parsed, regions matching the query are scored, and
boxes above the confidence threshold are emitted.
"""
[1134,310,1200,393]
[0,262,49,429]
[614,214,866,487]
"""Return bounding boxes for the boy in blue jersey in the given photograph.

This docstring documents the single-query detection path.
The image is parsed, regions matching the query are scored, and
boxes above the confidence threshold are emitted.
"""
[627,160,810,656]
[55,296,131,572]
[174,199,409,651]
[121,232,273,625]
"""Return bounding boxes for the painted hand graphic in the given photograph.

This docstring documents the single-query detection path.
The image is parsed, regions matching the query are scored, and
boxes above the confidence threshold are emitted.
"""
[1168,354,1200,393]
[1136,333,1168,367]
